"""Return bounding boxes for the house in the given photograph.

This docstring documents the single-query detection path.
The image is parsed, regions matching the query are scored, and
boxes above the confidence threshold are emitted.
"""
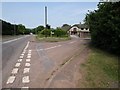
[69,23,90,38]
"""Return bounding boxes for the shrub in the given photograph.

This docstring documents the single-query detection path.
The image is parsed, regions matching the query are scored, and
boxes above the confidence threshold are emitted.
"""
[40,29,51,37]
[85,2,120,55]
[54,28,67,37]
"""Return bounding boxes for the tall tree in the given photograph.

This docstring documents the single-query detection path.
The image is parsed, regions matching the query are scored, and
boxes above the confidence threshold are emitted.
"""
[84,2,120,55]
[18,24,26,35]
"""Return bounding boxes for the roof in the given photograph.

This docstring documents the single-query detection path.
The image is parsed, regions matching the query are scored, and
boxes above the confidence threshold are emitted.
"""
[61,24,71,31]
[72,24,89,28]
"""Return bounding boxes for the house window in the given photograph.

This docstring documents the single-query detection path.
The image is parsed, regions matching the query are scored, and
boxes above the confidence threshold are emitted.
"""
[73,28,77,31]
[81,28,84,30]
[86,28,88,30]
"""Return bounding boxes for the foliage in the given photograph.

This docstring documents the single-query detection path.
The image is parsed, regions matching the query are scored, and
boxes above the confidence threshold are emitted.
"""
[2,20,15,35]
[61,24,71,31]
[54,27,67,37]
[40,29,51,37]
[84,2,120,55]
[2,19,31,35]
[18,24,26,34]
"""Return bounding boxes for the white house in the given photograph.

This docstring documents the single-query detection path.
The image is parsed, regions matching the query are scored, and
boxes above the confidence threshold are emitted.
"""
[69,24,90,38]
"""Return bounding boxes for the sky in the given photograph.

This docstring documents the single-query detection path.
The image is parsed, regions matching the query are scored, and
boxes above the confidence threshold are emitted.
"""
[2,2,98,29]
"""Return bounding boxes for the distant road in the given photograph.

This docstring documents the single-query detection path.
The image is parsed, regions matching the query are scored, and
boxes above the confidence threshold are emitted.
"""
[2,35,26,42]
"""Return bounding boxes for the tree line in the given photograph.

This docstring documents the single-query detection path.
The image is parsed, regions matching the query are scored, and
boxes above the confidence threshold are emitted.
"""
[1,19,31,35]
[85,1,120,55]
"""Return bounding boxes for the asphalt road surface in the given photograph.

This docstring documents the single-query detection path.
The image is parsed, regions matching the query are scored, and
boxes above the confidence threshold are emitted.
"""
[2,35,90,88]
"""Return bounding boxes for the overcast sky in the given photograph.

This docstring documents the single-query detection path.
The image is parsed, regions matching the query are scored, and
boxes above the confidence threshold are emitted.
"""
[2,2,98,28]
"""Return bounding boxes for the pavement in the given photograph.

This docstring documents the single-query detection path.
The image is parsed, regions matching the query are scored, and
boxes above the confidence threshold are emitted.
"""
[2,35,90,88]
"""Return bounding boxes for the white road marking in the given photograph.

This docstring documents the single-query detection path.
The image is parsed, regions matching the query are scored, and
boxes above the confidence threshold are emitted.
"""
[15,63,21,67]
[23,49,26,52]
[3,36,29,44]
[11,68,19,74]
[28,51,32,53]
[27,54,31,56]
[44,45,62,51]
[27,55,31,58]
[22,76,30,83]
[26,59,30,62]
[22,87,29,88]
[18,59,22,62]
[29,50,32,52]
[23,68,30,73]
[21,54,24,56]
[6,76,16,84]
[23,51,26,54]
[39,49,44,51]
[25,63,30,67]
[24,41,30,50]
[20,56,24,58]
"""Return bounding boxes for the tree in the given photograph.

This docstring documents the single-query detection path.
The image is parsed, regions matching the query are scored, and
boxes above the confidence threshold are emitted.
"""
[40,29,51,37]
[54,27,67,37]
[84,2,120,55]
[61,24,71,31]
[36,25,44,34]
[18,24,26,34]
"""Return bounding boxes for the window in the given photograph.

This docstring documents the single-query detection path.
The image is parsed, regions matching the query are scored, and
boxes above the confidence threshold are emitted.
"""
[81,28,84,30]
[73,28,77,31]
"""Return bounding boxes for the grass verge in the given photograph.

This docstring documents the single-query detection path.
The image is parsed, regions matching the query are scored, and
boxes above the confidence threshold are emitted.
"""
[36,35,71,42]
[79,48,119,88]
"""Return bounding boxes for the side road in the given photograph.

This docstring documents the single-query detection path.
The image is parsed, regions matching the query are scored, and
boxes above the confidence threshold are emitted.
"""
[45,41,90,88]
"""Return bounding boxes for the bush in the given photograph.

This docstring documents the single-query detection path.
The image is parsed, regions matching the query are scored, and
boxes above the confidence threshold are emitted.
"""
[40,29,51,37]
[54,28,67,37]
[85,2,120,55]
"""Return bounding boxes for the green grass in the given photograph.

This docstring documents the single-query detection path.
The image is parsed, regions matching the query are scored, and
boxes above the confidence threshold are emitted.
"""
[80,48,119,88]
[36,34,71,42]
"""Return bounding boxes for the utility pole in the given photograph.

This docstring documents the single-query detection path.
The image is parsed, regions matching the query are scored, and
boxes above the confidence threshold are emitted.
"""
[14,22,16,36]
[45,6,47,28]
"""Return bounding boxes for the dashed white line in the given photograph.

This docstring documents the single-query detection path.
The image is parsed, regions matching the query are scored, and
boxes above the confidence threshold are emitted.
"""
[20,56,24,58]
[11,68,19,74]
[37,45,62,51]
[23,68,30,74]
[22,76,30,83]
[21,54,24,56]
[18,59,22,62]
[29,50,32,52]
[6,76,16,84]
[27,54,31,56]
[25,63,30,67]
[26,59,31,62]
[27,56,31,58]
[23,51,26,54]
[15,63,21,67]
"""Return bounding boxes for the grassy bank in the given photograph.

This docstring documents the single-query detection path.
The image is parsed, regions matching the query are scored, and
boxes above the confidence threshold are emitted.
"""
[79,48,119,88]
[36,34,71,42]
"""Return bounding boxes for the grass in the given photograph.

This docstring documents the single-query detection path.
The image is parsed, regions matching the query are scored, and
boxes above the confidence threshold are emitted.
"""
[79,48,119,88]
[36,34,71,42]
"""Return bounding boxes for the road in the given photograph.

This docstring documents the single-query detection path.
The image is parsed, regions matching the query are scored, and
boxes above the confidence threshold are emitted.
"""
[2,35,90,88]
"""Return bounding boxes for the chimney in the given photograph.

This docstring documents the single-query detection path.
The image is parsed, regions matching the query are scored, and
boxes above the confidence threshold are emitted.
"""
[79,22,81,25]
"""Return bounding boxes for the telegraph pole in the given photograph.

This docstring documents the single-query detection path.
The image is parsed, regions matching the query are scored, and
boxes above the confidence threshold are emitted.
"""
[14,22,16,36]
[45,6,47,28]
